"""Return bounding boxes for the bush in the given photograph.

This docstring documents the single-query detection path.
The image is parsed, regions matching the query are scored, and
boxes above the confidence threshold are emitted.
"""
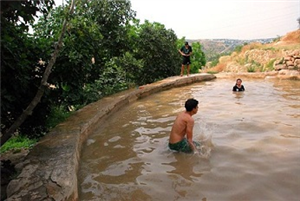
[247,66,256,72]
[265,59,276,71]
[45,105,73,130]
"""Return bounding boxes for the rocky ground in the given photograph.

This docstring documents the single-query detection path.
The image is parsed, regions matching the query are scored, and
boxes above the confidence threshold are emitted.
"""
[1,149,29,200]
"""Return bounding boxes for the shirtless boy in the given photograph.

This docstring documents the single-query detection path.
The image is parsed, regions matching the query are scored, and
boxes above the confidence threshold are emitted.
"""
[169,98,199,154]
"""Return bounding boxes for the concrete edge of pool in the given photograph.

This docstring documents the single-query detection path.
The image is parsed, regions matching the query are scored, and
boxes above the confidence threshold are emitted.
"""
[5,73,217,201]
[6,71,300,201]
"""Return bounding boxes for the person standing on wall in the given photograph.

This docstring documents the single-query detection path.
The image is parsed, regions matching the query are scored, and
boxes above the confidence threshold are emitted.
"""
[178,41,193,76]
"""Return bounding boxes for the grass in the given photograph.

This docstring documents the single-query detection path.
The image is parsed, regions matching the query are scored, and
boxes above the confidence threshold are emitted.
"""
[207,71,219,74]
[0,135,37,153]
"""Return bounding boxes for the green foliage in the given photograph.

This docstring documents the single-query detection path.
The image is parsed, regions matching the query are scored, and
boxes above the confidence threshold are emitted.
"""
[0,135,37,153]
[265,59,276,71]
[210,60,219,67]
[2,0,203,144]
[96,58,128,94]
[207,71,219,74]
[277,57,284,64]
[1,0,55,138]
[1,0,55,31]
[81,51,142,103]
[190,42,206,73]
[234,45,243,53]
[134,21,180,84]
[247,60,261,72]
[176,37,186,50]
[45,106,73,130]
[236,57,246,65]
[207,52,230,67]
[110,52,144,84]
[29,0,136,111]
[272,36,281,43]
[247,66,256,72]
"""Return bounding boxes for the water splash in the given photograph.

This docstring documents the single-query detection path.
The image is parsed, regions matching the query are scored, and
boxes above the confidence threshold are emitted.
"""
[193,121,214,158]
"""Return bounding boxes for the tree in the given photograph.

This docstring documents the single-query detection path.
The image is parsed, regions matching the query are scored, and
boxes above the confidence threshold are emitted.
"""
[134,21,180,84]
[1,1,54,30]
[1,0,76,146]
[190,42,206,73]
[1,0,54,143]
[33,0,137,107]
[1,0,189,145]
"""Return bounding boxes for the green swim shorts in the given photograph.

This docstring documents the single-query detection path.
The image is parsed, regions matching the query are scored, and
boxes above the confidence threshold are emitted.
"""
[169,138,200,153]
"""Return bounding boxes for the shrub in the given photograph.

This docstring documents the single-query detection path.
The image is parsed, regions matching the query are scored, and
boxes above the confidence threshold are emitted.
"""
[266,59,276,71]
[247,66,256,72]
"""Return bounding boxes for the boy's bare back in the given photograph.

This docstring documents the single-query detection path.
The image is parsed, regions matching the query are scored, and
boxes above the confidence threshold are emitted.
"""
[169,112,194,144]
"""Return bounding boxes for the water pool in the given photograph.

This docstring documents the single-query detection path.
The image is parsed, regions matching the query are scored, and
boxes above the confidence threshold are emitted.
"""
[78,78,300,201]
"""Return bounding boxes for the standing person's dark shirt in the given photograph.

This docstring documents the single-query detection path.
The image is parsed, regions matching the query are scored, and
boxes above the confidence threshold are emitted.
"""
[180,45,192,65]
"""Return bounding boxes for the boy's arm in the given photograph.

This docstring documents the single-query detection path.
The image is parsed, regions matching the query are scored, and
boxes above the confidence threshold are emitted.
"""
[178,49,185,56]
[186,119,198,153]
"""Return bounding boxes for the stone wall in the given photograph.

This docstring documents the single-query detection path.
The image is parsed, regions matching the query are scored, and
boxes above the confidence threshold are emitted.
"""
[274,49,300,71]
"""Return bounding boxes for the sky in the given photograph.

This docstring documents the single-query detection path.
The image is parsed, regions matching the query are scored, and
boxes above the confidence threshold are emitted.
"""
[55,0,300,40]
[130,0,299,40]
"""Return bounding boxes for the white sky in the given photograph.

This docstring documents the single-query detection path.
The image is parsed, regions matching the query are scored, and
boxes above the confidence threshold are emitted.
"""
[55,0,300,40]
[131,0,300,39]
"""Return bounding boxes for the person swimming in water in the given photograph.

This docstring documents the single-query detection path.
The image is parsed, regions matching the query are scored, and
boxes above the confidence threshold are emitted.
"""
[232,78,245,92]
[168,98,199,154]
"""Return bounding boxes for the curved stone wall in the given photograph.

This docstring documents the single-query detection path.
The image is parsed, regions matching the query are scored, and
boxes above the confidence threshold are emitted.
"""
[6,74,216,201]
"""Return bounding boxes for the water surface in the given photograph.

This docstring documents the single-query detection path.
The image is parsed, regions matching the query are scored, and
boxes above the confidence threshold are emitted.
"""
[79,79,300,201]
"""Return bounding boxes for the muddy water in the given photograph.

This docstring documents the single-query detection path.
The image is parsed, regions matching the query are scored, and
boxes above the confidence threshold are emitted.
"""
[78,79,300,201]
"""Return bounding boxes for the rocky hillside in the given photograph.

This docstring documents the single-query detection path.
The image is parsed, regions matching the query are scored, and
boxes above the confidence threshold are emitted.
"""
[188,38,274,61]
[205,29,300,74]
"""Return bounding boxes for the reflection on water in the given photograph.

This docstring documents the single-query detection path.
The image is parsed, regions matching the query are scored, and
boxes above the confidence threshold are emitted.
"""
[78,79,300,201]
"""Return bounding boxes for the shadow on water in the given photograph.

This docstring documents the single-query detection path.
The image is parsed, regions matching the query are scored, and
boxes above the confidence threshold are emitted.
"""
[79,79,300,201]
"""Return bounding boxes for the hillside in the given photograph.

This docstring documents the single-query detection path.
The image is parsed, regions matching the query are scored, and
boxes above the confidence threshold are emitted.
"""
[203,29,300,73]
[188,38,274,61]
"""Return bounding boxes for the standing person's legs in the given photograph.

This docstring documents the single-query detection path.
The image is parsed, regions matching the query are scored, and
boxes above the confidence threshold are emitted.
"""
[187,64,190,76]
[181,64,185,76]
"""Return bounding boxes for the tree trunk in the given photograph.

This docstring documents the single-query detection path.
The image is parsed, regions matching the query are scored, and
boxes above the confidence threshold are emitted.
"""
[1,0,76,146]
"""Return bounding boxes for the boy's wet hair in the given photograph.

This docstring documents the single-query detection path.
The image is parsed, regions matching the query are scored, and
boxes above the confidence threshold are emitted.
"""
[185,98,198,111]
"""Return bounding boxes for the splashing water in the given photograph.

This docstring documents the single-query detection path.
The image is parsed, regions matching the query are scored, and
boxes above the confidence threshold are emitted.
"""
[193,120,214,158]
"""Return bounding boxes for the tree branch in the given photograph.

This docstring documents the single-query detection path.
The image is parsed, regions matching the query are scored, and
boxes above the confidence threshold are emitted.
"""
[1,0,76,146]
